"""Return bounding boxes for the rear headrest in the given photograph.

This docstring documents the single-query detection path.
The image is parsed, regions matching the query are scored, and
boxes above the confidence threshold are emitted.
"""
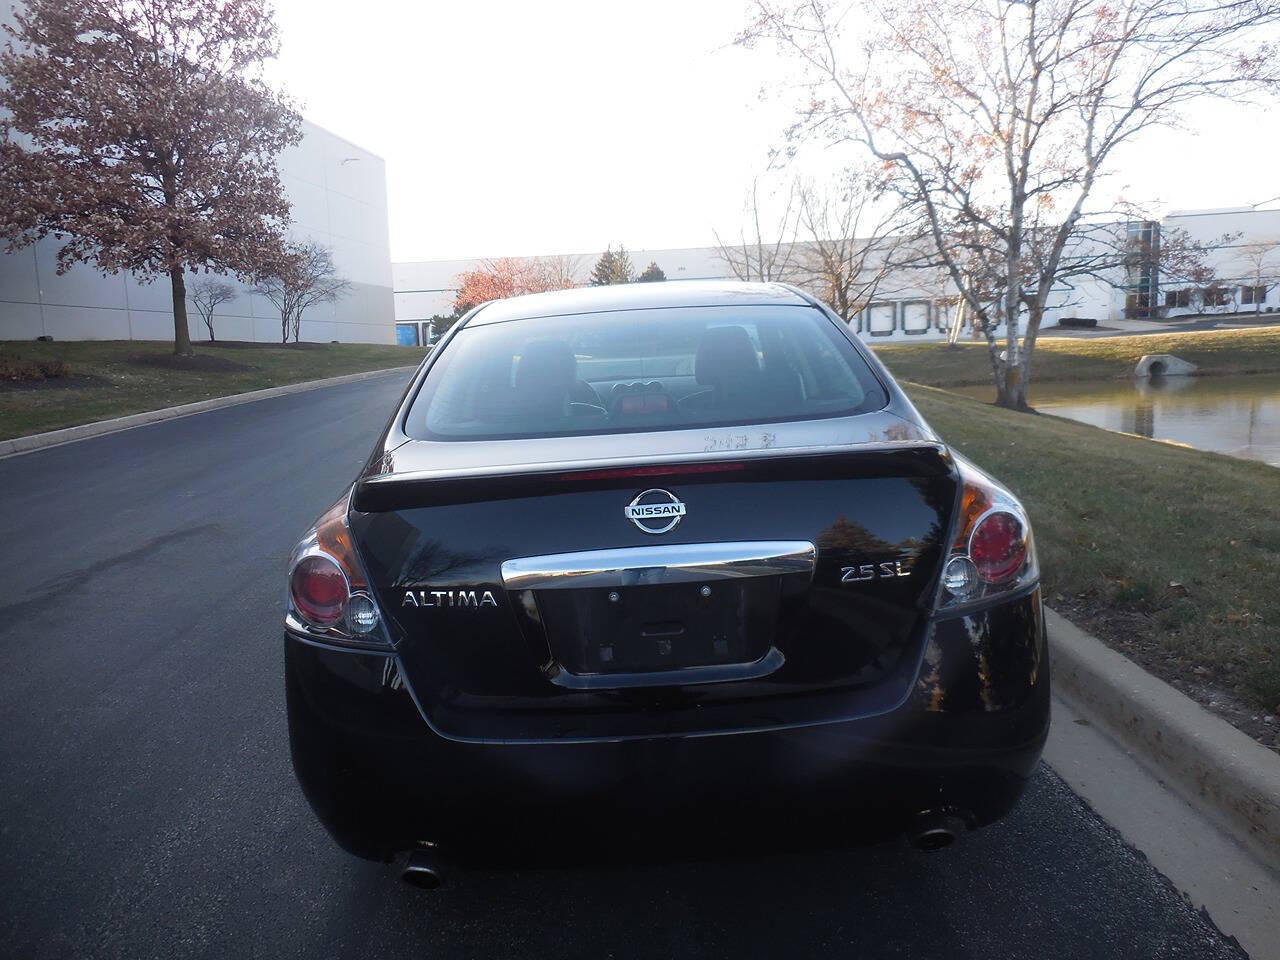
[513,339,576,391]
[695,326,760,386]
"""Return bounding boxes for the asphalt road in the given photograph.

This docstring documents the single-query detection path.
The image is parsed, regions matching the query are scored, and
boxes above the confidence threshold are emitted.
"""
[0,372,1249,960]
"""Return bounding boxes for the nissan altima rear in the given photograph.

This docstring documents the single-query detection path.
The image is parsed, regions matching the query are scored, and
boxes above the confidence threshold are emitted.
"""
[283,281,1049,877]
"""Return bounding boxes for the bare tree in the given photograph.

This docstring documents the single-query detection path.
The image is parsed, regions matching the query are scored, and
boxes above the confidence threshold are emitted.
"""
[741,0,1280,408]
[255,241,351,344]
[532,253,584,290]
[794,173,907,323]
[714,177,802,282]
[1237,237,1280,314]
[189,277,238,342]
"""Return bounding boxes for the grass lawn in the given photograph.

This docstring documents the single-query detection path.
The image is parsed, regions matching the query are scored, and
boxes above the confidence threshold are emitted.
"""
[0,339,427,440]
[875,326,1280,389]
[903,383,1280,725]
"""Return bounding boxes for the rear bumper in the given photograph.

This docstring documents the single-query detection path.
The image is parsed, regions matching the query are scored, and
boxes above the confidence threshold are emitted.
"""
[285,589,1050,861]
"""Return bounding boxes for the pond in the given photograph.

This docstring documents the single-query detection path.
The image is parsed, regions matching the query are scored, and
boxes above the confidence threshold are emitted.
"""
[952,373,1280,467]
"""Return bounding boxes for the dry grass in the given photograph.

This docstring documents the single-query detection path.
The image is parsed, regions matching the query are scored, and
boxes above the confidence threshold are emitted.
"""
[875,326,1280,391]
[0,339,427,439]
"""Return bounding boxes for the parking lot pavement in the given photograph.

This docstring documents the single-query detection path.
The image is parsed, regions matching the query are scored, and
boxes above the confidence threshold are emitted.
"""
[0,372,1251,959]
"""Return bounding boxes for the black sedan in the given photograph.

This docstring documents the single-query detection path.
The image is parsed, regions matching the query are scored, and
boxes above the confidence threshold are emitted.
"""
[284,281,1049,885]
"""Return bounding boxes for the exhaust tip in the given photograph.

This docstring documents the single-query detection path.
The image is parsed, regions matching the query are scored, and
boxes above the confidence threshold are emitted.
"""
[908,811,964,851]
[912,825,956,851]
[401,848,444,889]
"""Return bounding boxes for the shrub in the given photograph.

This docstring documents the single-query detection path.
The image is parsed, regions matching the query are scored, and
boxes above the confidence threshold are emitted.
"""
[0,352,70,381]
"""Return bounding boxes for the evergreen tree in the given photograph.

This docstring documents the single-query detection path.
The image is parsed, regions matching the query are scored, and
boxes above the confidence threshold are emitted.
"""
[637,261,666,283]
[590,245,635,285]
[589,248,617,286]
[612,246,635,284]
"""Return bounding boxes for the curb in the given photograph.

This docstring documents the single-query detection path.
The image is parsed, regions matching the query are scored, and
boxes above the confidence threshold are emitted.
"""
[1047,607,1280,872]
[0,365,419,459]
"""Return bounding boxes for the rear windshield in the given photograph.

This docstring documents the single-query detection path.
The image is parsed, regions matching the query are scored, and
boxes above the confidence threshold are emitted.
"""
[406,305,887,441]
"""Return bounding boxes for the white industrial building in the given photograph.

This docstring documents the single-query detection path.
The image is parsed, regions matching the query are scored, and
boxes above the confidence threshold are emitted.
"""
[393,247,1021,346]
[1155,207,1280,317]
[0,1,395,345]
[394,207,1280,344]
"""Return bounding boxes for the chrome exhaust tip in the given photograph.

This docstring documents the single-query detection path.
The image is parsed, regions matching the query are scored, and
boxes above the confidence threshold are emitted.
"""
[908,811,964,851]
[401,847,444,889]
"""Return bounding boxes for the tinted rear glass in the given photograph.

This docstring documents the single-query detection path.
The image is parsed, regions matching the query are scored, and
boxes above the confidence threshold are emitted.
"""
[406,305,886,440]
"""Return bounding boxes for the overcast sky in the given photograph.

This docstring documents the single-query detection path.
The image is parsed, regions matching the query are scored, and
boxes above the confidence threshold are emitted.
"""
[267,0,1280,263]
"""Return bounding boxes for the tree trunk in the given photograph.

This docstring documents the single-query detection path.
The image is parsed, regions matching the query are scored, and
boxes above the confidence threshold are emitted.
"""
[1011,364,1029,408]
[281,311,290,344]
[995,365,1016,408]
[170,267,193,356]
[995,304,1043,411]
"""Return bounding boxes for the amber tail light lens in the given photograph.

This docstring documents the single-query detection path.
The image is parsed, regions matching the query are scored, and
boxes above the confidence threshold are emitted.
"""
[937,457,1037,610]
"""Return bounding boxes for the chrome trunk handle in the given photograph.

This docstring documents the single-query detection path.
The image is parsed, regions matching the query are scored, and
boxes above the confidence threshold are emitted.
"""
[500,541,816,591]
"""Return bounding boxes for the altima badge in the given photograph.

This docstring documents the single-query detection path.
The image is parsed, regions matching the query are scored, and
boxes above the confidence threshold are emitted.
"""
[625,489,686,534]
[402,589,498,608]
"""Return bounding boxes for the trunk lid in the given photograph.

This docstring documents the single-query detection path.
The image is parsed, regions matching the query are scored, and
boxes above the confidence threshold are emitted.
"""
[349,443,957,741]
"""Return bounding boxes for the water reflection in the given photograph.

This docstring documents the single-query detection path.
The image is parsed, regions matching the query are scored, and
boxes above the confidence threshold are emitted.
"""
[954,373,1280,467]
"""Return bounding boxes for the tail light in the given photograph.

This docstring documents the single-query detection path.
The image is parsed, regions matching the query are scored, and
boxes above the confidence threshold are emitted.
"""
[936,456,1038,611]
[286,491,391,648]
[291,555,347,627]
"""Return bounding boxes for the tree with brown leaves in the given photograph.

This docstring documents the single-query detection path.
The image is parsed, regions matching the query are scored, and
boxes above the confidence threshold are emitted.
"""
[742,0,1280,408]
[453,256,581,315]
[0,0,301,355]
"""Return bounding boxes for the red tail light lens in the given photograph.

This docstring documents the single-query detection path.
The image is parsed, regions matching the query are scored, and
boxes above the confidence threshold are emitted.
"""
[969,511,1028,584]
[290,555,348,627]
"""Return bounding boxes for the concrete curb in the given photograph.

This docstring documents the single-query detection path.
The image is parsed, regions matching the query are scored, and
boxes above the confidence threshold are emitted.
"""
[1047,607,1280,872]
[0,365,419,459]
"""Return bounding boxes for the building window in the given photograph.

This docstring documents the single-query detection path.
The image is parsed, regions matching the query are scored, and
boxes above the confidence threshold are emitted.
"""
[1164,289,1191,308]
[1201,288,1230,307]
[1241,285,1267,305]
[1123,220,1160,318]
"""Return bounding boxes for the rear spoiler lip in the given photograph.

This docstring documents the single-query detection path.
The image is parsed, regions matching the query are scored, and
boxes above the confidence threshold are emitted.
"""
[356,439,950,492]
